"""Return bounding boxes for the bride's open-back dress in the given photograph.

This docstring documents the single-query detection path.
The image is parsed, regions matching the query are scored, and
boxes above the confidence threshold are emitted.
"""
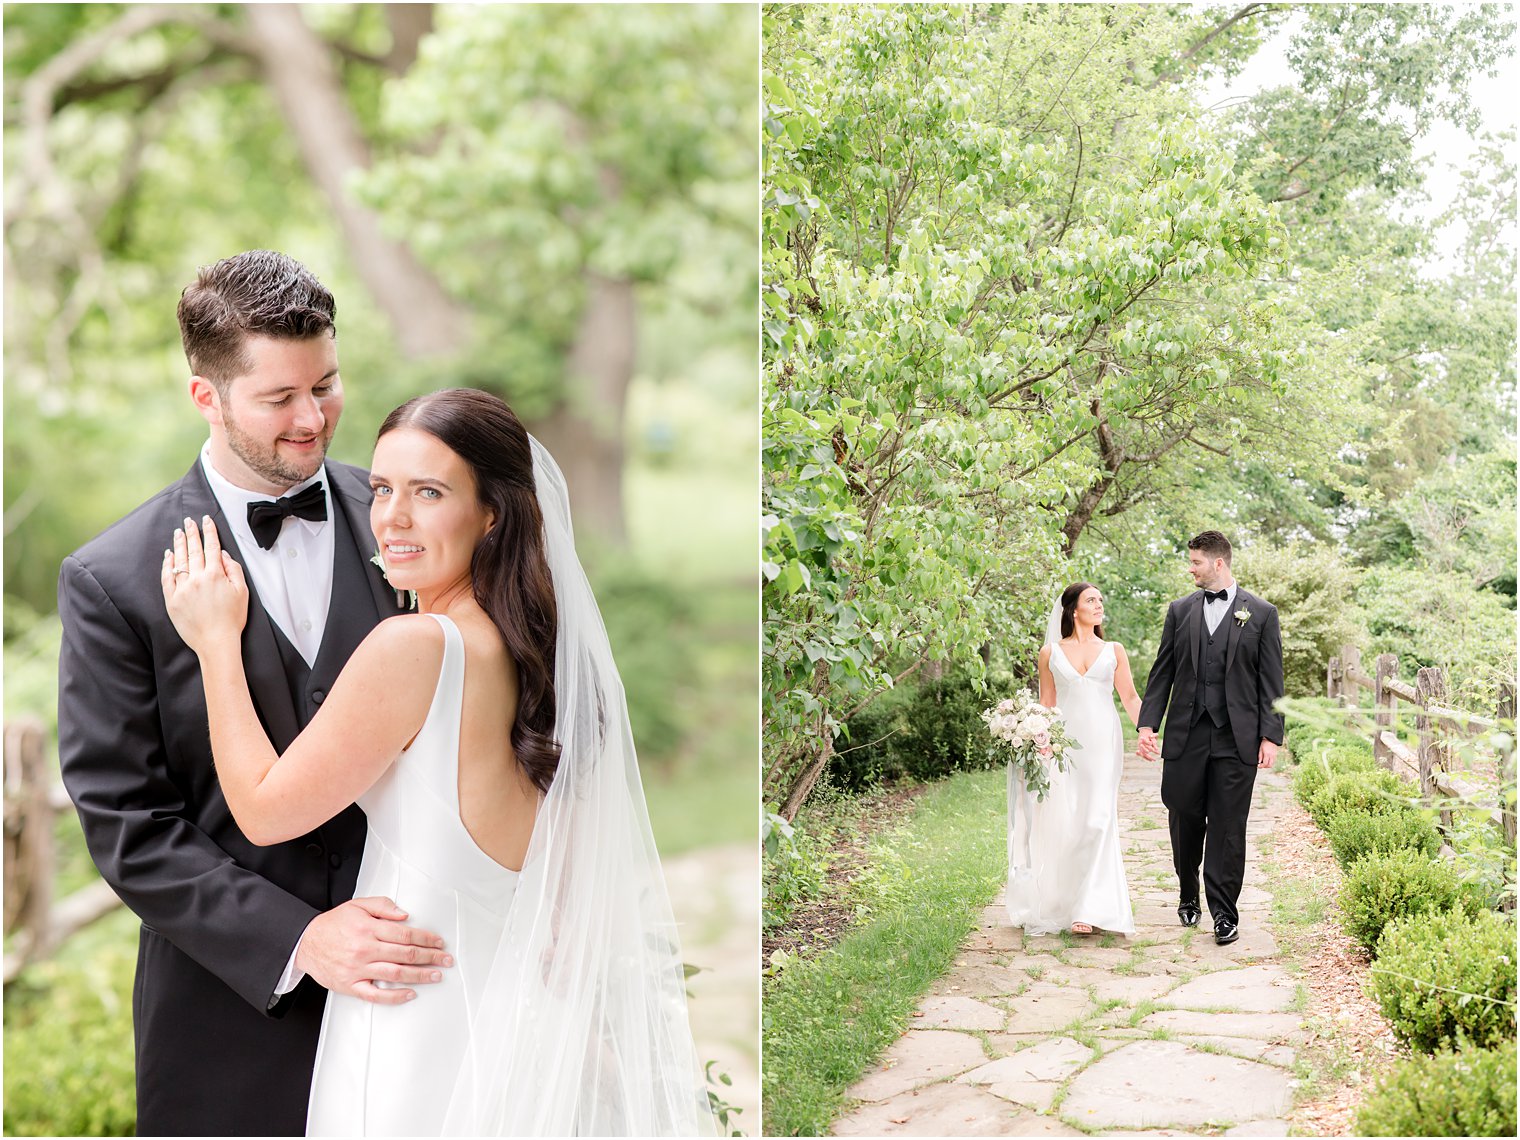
[306,612,520,1136]
[1006,641,1134,935]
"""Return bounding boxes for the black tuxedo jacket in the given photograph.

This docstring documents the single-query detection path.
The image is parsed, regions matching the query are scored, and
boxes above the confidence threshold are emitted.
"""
[1137,587,1285,764]
[57,458,399,1136]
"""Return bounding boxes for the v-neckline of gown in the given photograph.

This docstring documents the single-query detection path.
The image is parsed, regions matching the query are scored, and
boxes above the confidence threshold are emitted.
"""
[1055,640,1110,678]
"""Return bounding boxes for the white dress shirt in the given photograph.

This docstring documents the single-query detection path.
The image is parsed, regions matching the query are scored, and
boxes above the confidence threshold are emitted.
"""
[199,444,334,667]
[199,443,337,997]
[1203,582,1237,635]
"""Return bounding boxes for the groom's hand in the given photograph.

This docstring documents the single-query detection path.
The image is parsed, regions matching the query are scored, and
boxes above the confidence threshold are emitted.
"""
[1257,740,1278,769]
[1137,727,1159,762]
[297,897,453,1005]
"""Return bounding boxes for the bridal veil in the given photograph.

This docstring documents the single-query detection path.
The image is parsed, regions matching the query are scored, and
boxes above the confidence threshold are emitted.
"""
[441,438,713,1136]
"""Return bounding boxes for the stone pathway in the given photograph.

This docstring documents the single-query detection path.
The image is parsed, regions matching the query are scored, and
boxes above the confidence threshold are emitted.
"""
[832,754,1301,1137]
[665,842,760,1132]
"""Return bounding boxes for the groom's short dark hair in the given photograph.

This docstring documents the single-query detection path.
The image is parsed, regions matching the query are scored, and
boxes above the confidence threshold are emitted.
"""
[1188,530,1232,564]
[177,251,336,391]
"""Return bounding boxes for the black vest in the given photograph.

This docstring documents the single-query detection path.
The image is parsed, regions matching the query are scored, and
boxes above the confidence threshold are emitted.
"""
[1194,606,1229,727]
[258,495,378,889]
[263,495,381,726]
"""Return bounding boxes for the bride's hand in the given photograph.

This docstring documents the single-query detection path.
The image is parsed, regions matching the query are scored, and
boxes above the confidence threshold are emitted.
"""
[161,516,249,655]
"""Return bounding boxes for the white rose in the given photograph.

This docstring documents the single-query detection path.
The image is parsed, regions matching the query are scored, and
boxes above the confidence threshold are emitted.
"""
[1023,714,1049,736]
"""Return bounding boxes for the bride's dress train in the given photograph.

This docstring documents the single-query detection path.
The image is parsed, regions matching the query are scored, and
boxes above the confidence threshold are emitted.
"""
[1006,642,1134,935]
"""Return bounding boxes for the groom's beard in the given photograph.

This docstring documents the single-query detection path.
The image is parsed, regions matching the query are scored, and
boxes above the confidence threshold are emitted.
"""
[223,411,333,490]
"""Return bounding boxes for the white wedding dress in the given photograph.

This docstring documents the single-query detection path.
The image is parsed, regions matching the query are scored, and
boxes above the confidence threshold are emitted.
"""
[1005,641,1134,935]
[306,612,522,1136]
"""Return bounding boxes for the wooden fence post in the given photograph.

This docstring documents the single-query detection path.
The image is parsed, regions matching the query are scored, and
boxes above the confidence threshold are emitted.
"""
[1327,653,1341,701]
[3,719,54,964]
[1500,682,1516,849]
[1415,667,1451,832]
[1373,654,1398,772]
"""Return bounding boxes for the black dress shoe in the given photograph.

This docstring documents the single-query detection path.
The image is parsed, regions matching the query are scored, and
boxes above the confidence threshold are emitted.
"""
[1214,919,1239,945]
[1177,901,1201,928]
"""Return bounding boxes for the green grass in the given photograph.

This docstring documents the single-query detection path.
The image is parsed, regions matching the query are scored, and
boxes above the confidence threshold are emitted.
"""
[761,768,1007,1136]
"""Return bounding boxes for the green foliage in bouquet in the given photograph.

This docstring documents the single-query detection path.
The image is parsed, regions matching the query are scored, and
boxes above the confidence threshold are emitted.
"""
[982,690,1075,802]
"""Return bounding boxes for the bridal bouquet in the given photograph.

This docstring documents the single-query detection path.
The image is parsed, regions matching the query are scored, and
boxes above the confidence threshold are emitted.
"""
[982,691,1075,801]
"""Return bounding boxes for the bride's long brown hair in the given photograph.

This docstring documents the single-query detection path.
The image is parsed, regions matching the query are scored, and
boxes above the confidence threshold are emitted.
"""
[377,388,560,793]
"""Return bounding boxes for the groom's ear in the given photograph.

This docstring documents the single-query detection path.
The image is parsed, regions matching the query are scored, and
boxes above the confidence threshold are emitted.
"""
[189,376,224,426]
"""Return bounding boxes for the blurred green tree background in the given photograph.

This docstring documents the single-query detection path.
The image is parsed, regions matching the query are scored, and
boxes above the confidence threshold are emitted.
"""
[4,5,757,1134]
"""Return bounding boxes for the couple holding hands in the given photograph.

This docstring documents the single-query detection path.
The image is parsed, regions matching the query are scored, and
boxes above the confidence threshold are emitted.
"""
[1010,532,1285,948]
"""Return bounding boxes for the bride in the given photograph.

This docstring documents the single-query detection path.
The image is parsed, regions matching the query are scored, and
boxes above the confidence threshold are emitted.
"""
[163,388,712,1136]
[1006,582,1141,937]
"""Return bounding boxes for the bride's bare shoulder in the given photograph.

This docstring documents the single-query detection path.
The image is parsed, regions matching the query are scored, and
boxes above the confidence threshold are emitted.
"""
[1038,643,1052,663]
[1110,641,1128,658]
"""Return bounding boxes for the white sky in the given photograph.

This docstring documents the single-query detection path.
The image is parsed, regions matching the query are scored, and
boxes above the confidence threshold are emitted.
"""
[1198,5,1518,277]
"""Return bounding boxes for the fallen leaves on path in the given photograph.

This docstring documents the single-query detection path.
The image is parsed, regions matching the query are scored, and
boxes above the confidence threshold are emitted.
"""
[1269,792,1405,1137]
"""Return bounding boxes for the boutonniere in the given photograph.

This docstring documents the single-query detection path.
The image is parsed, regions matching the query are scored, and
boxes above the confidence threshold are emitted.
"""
[1234,607,1252,627]
[370,550,417,611]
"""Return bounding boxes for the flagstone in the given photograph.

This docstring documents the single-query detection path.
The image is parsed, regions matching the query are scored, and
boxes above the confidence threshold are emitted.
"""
[846,1030,989,1103]
[1164,964,1298,1014]
[1059,1040,1292,1129]
[1138,1009,1306,1042]
[959,1037,1094,1109]
[1223,1119,1291,1136]
[1001,983,1098,1034]
[832,1082,1044,1136]
[915,995,1009,1031]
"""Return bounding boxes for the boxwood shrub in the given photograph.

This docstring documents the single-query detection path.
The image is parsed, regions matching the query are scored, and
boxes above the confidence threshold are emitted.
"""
[1353,1041,1516,1137]
[1370,908,1517,1053]
[1293,746,1376,811]
[1326,807,1441,868]
[1339,848,1484,954]
[1308,767,1415,830]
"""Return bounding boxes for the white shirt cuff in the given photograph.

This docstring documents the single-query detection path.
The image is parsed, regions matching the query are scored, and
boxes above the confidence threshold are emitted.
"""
[274,922,314,997]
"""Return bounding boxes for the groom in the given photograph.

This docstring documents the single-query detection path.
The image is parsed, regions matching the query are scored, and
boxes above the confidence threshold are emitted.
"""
[1137,531,1284,946]
[57,251,451,1134]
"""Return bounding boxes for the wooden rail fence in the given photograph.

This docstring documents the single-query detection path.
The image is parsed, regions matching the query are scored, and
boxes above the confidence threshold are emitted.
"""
[1326,645,1516,849]
[4,718,123,983]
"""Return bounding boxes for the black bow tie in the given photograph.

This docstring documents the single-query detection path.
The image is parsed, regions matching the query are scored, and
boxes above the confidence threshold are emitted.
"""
[1204,589,1229,604]
[246,482,328,550]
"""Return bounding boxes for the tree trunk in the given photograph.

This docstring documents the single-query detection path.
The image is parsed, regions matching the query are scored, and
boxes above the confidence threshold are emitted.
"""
[244,4,470,360]
[1061,473,1113,555]
[530,272,636,546]
[1060,395,1124,554]
[778,658,836,821]
[383,5,434,73]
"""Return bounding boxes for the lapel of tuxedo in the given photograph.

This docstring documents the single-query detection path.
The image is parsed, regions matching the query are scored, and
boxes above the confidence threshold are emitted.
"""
[1182,590,1203,676]
[326,462,405,620]
[175,461,301,748]
[1225,587,1250,675]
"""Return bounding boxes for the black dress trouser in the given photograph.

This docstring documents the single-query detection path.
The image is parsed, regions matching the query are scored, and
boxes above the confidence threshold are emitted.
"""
[1160,717,1258,927]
